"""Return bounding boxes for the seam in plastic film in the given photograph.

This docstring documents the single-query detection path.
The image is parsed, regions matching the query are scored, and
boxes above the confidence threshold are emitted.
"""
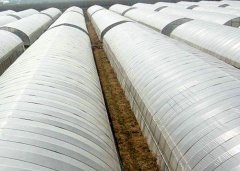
[186,5,199,9]
[90,8,104,18]
[154,6,168,12]
[49,23,89,36]
[7,14,21,20]
[101,20,133,41]
[219,4,230,7]
[39,12,54,20]
[122,7,136,16]
[161,18,193,36]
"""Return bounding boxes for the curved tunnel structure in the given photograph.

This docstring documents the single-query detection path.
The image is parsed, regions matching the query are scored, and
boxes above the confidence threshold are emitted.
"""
[0,8,61,46]
[7,9,39,19]
[0,10,15,17]
[0,30,24,75]
[40,7,62,21]
[155,1,240,17]
[0,6,121,171]
[88,5,240,171]
[0,8,61,76]
[110,4,240,69]
[0,9,39,27]
[133,3,240,27]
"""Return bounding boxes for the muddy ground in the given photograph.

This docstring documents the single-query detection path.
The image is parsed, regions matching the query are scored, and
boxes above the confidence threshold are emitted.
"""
[86,21,159,171]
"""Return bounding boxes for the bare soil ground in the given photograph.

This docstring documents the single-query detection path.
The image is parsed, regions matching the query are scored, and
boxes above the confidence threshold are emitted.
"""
[87,21,159,171]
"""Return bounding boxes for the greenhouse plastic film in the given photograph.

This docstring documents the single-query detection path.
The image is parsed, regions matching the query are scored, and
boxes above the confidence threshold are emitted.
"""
[133,3,240,27]
[157,2,240,16]
[0,30,24,75]
[159,7,240,27]
[0,8,62,75]
[40,7,62,22]
[0,8,61,46]
[0,10,15,17]
[0,15,18,26]
[87,5,107,39]
[133,3,158,10]
[179,2,240,13]
[192,6,240,16]
[111,4,184,32]
[110,4,240,69]
[0,6,121,171]
[65,6,84,14]
[87,5,132,40]
[179,1,234,8]
[50,7,85,32]
[9,9,39,19]
[170,20,240,68]
[0,9,40,27]
[89,6,240,171]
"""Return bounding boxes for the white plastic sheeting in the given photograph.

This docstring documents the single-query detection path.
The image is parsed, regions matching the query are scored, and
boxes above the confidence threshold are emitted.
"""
[177,1,200,7]
[0,30,24,75]
[0,15,18,27]
[0,10,15,17]
[133,3,240,27]
[155,2,184,7]
[220,0,240,6]
[110,4,240,69]
[0,8,61,46]
[0,8,61,76]
[88,5,108,39]
[180,1,240,10]
[8,9,39,19]
[192,6,240,16]
[163,2,240,16]
[65,6,84,14]
[89,5,240,171]
[49,6,84,31]
[88,5,132,40]
[0,9,39,27]
[0,6,121,171]
[157,2,240,18]
[178,1,240,7]
[40,7,62,21]
[110,4,184,30]
[132,3,157,10]
[199,0,240,7]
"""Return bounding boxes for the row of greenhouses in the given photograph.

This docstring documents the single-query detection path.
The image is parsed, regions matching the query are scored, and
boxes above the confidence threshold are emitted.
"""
[109,3,240,69]
[0,7,61,74]
[0,6,121,171]
[1,1,240,170]
[88,2,240,171]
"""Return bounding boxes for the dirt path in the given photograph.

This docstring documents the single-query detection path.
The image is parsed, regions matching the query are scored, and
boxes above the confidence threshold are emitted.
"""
[87,21,159,171]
